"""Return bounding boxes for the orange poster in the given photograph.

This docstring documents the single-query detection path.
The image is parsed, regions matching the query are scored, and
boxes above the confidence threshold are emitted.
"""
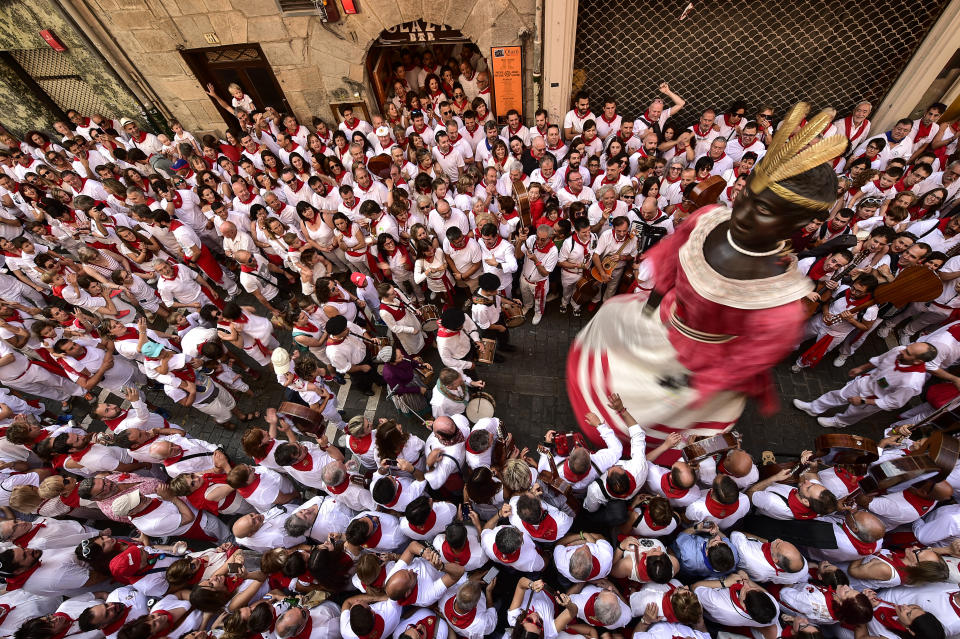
[490,46,523,118]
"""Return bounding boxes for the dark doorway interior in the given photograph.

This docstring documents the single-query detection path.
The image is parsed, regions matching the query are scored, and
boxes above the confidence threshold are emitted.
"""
[181,44,291,129]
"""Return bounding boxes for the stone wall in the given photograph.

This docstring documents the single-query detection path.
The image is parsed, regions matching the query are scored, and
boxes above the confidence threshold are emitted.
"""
[87,0,537,136]
[0,0,144,135]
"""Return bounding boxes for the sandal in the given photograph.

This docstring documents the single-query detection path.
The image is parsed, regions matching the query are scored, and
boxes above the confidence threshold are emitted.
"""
[240,411,261,422]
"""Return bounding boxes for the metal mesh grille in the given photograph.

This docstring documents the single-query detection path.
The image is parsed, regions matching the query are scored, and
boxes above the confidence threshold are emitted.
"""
[574,0,949,127]
[8,48,112,117]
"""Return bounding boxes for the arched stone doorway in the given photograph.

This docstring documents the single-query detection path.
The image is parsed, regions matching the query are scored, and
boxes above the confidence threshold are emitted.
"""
[364,20,482,117]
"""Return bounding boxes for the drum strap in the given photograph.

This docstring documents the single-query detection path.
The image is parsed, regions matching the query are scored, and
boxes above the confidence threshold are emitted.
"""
[440,452,463,475]
[590,461,626,502]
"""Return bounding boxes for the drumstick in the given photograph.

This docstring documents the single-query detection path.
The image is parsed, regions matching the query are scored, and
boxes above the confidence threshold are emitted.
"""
[384,383,429,425]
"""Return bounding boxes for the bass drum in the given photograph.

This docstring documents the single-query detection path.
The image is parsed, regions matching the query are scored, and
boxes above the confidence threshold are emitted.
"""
[465,392,496,423]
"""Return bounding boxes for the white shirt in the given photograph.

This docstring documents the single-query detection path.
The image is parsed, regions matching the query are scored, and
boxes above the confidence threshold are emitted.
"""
[386,557,454,607]
[236,504,306,552]
[584,423,647,512]
[684,492,751,529]
[433,527,487,571]
[731,532,809,585]
[481,526,545,571]
[695,584,780,629]
[438,585,497,639]
[569,584,632,629]
[553,539,614,583]
[340,600,402,639]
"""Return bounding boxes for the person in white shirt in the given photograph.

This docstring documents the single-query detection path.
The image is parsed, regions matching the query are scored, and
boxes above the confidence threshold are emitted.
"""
[569,583,633,629]
[518,225,558,325]
[340,596,402,639]
[793,342,936,427]
[853,119,914,170]
[232,507,307,552]
[438,579,497,639]
[436,309,480,375]
[729,532,809,585]
[693,573,781,634]
[481,520,544,572]
[563,91,595,141]
[432,132,466,182]
[384,540,466,607]
[283,494,355,543]
[431,367,484,418]
[683,475,751,530]
[553,534,615,583]
[593,217,638,301]
[584,395,648,512]
[909,101,946,157]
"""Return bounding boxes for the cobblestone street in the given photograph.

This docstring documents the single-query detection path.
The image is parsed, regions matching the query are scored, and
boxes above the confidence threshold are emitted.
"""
[74,293,904,467]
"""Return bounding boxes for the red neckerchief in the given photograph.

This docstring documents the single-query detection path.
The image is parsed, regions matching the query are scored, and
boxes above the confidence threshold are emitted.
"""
[562,458,588,482]
[326,334,347,346]
[703,490,740,519]
[12,523,46,547]
[600,111,618,124]
[894,357,927,373]
[3,558,42,590]
[380,302,406,321]
[583,592,605,626]
[843,117,869,143]
[236,473,261,498]
[69,441,96,462]
[759,542,784,575]
[237,191,255,205]
[521,513,558,540]
[641,505,669,531]
[444,597,478,629]
[831,466,863,492]
[728,583,748,612]
[916,121,933,141]
[587,555,602,579]
[843,288,871,308]
[873,601,908,633]
[450,236,468,251]
[437,325,460,338]
[605,469,636,498]
[397,583,419,606]
[114,326,141,341]
[408,510,438,535]
[348,432,372,454]
[161,265,179,280]
[533,239,553,255]
[442,539,472,565]
[383,477,402,508]
[358,613,386,639]
[185,472,232,513]
[900,489,936,515]
[660,471,688,498]
[659,586,679,622]
[46,612,76,639]
[692,124,711,137]
[840,522,877,555]
[492,542,520,563]
[126,432,160,450]
[325,474,351,494]
[787,489,818,519]
[291,453,314,472]
[101,605,133,635]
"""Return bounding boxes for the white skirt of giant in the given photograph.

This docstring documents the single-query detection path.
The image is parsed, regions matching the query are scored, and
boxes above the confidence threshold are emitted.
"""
[566,294,745,451]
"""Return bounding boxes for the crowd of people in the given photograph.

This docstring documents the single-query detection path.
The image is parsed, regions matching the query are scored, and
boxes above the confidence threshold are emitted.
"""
[0,41,959,639]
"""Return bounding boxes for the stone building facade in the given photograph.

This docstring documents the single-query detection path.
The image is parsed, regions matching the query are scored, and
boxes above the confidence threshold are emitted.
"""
[3,0,960,138]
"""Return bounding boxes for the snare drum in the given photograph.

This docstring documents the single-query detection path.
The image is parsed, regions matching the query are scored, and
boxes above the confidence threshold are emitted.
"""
[476,338,497,364]
[502,302,525,328]
[419,304,439,331]
[465,392,496,422]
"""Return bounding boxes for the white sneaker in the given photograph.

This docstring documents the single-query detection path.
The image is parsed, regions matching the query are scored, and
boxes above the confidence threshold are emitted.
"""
[817,416,845,428]
[532,313,542,326]
[792,399,819,416]
[790,364,802,373]
[224,292,236,302]
[876,324,891,338]
[832,354,848,367]
[897,330,913,347]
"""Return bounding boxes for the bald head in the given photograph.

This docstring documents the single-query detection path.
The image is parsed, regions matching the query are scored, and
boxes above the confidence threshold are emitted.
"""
[722,450,754,477]
[850,511,885,542]
[384,569,416,601]
[220,221,237,238]
[433,416,456,438]
[234,249,252,263]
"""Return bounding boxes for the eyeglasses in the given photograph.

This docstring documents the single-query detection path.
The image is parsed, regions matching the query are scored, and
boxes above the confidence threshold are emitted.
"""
[284,179,296,185]
[735,111,746,117]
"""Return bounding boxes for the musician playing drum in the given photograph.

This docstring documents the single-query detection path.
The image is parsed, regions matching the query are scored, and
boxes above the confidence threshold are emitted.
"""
[437,308,481,374]
[471,273,518,359]
[593,216,638,302]
[431,367,485,419]
[377,283,425,355]
[558,218,598,317]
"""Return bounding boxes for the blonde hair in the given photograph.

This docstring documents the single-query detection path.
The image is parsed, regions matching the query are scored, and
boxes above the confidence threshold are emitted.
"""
[39,475,66,499]
[9,485,42,514]
[228,83,243,95]
[501,459,532,492]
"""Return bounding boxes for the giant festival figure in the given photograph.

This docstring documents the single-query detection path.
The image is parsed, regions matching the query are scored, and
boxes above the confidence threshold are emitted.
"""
[567,103,849,454]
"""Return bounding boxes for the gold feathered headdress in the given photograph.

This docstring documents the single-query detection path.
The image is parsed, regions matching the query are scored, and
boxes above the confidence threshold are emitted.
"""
[748,102,848,212]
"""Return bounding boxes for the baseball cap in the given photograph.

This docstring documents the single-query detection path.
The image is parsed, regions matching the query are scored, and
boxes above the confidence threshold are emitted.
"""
[140,341,164,358]
[112,489,142,517]
[109,544,144,583]
[351,272,367,288]
[271,347,291,377]
[171,159,188,170]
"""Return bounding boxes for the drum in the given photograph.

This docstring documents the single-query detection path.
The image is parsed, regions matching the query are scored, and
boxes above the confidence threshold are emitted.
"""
[367,337,391,361]
[465,392,496,422]
[277,401,326,435]
[393,390,430,416]
[503,302,525,328]
[419,304,439,331]
[476,338,497,364]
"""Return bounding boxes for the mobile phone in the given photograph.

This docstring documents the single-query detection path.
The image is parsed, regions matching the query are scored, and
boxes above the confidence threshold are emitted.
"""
[483,566,498,583]
[384,459,399,467]
[227,563,241,574]
[460,503,471,519]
